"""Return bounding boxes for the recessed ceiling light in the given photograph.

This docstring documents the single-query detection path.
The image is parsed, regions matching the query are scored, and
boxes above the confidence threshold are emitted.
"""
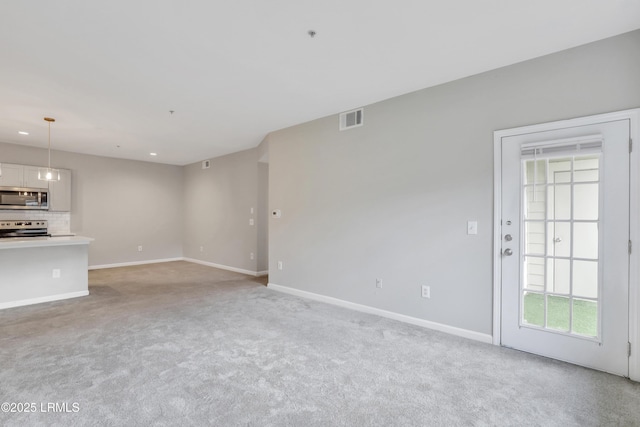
[18,131,29,135]
[150,152,157,156]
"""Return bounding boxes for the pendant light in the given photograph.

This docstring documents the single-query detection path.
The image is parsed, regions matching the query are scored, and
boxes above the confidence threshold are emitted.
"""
[38,117,60,181]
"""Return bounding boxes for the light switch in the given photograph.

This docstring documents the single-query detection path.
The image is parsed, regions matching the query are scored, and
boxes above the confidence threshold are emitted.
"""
[249,218,254,226]
[467,221,478,235]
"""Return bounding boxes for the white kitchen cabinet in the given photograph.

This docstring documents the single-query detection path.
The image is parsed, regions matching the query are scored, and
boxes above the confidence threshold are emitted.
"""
[0,163,49,189]
[23,166,49,189]
[48,168,71,212]
[0,163,23,187]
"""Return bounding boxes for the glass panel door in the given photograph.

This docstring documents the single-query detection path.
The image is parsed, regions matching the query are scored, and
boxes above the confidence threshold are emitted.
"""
[500,118,630,377]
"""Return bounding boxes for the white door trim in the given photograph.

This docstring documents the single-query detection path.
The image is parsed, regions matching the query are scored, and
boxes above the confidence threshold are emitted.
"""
[493,108,640,381]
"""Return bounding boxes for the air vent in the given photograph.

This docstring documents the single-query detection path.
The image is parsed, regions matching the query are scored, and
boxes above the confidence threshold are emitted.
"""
[339,108,363,131]
[202,160,211,169]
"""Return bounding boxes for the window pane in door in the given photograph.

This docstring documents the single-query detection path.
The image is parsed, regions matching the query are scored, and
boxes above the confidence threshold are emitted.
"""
[573,260,598,298]
[524,257,545,291]
[546,258,570,294]
[525,221,545,255]
[573,223,599,260]
[574,184,599,220]
[547,222,570,257]
[525,187,546,220]
[525,160,547,185]
[572,298,598,337]
[574,157,599,182]
[523,292,544,327]
[548,158,571,184]
[549,185,571,220]
[547,295,570,332]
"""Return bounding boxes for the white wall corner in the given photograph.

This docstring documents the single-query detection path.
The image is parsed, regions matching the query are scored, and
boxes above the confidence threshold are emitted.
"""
[184,258,265,277]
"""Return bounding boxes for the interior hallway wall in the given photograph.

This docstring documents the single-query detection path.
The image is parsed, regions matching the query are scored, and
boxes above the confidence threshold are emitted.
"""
[183,148,260,273]
[267,30,640,335]
[257,162,269,273]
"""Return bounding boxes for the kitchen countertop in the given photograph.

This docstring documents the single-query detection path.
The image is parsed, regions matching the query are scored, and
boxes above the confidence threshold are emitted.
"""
[0,235,93,250]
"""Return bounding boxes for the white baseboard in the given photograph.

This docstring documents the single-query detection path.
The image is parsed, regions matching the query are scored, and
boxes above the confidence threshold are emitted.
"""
[89,258,183,270]
[89,257,266,277]
[267,283,493,344]
[184,258,264,277]
[0,291,89,310]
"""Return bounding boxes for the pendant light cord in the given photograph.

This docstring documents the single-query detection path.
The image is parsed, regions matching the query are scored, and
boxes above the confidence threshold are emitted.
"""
[48,120,51,170]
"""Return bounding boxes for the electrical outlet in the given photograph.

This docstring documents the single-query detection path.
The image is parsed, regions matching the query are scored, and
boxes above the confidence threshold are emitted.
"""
[277,261,283,270]
[376,278,382,289]
[249,218,254,226]
[52,269,61,279]
[200,246,204,252]
[421,285,430,299]
[250,252,254,260]
[138,245,143,252]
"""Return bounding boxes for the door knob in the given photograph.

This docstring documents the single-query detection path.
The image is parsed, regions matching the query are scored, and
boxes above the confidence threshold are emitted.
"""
[503,248,513,256]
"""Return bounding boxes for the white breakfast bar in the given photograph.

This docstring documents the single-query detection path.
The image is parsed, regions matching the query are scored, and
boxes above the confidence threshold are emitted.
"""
[0,236,93,309]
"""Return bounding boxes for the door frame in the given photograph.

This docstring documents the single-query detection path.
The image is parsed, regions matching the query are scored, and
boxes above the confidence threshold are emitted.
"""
[493,108,640,381]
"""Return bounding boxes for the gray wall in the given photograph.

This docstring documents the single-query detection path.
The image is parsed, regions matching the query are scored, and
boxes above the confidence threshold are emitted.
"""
[0,143,184,266]
[267,30,640,335]
[257,162,269,272]
[183,148,260,272]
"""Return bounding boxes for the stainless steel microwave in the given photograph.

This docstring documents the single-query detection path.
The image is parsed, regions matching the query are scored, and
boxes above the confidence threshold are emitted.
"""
[0,186,48,210]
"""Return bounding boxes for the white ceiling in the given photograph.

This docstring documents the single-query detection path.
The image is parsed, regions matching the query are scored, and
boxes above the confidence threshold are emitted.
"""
[1,1,639,166]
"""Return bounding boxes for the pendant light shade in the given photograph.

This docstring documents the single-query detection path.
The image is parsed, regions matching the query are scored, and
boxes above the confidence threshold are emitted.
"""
[38,117,60,181]
[38,168,60,181]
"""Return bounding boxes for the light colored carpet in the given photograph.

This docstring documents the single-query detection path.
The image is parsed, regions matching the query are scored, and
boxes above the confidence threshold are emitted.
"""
[0,261,638,426]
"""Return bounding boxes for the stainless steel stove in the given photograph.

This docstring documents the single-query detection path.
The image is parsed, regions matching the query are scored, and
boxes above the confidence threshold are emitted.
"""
[0,220,49,238]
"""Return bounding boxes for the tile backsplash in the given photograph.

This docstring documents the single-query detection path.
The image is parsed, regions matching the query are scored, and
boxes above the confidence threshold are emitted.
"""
[0,210,71,235]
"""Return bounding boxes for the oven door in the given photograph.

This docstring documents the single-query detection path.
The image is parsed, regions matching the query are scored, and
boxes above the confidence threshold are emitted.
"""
[0,229,49,238]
